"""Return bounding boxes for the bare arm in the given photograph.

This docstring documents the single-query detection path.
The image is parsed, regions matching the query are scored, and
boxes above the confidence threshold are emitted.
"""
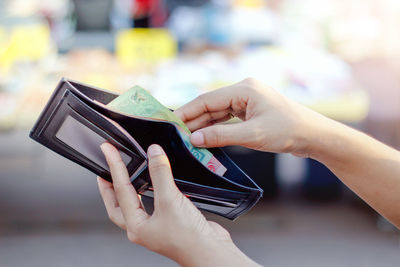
[175,78,400,228]
[306,115,400,225]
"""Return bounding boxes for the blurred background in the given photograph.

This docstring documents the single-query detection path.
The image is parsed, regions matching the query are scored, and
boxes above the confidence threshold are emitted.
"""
[0,0,400,266]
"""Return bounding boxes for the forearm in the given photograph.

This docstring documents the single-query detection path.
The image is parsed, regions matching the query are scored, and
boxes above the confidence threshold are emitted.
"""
[305,116,400,227]
[172,238,260,267]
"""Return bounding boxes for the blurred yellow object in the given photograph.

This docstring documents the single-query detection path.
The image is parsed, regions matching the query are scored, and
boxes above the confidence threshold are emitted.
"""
[80,73,114,91]
[116,28,177,68]
[0,23,51,69]
[234,0,265,8]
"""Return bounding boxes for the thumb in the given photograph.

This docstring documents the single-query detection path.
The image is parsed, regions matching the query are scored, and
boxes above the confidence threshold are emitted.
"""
[190,122,251,148]
[147,144,180,206]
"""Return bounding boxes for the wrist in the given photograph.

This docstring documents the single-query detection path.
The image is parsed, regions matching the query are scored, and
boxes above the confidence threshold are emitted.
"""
[299,112,347,161]
[291,105,339,159]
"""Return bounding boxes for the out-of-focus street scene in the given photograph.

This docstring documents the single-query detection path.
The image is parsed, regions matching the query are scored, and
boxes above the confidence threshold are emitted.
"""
[0,0,400,266]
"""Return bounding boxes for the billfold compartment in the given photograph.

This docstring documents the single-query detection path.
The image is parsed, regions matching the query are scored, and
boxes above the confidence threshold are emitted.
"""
[67,80,260,192]
[30,78,263,219]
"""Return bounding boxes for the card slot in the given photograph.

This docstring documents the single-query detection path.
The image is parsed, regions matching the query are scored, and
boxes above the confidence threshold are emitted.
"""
[66,97,150,184]
[172,179,247,206]
[38,92,147,183]
[142,176,259,219]
[174,178,248,198]
[66,95,147,158]
[141,189,238,209]
[64,109,147,182]
[54,113,130,177]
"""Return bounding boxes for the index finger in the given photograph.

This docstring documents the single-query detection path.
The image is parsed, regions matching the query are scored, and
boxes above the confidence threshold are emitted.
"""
[174,85,235,122]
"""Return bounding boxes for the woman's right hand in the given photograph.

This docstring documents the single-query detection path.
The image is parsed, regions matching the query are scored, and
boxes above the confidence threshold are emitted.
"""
[177,78,400,229]
[175,78,325,157]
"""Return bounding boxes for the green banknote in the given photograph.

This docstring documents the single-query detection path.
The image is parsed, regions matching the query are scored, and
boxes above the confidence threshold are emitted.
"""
[107,86,191,134]
[106,86,223,172]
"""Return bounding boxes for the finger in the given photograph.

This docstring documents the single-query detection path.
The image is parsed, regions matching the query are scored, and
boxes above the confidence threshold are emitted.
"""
[213,114,235,124]
[174,84,242,123]
[187,113,236,132]
[147,144,180,207]
[100,143,149,225]
[97,176,126,230]
[190,121,254,148]
[185,109,233,131]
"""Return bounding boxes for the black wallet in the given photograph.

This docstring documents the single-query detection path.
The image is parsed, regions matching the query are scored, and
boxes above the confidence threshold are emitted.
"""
[29,78,263,219]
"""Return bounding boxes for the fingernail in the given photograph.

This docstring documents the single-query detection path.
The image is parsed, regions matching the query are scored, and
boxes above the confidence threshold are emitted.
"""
[147,144,164,157]
[191,131,204,146]
[100,143,109,154]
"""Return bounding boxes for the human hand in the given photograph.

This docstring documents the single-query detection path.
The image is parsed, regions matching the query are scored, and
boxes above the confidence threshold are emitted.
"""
[98,143,259,267]
[175,78,326,157]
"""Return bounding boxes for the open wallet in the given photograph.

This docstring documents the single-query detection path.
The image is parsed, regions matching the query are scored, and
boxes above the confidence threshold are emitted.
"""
[29,78,263,220]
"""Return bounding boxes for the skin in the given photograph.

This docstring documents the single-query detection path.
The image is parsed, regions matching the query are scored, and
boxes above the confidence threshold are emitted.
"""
[98,78,400,266]
[98,143,259,267]
[175,78,400,227]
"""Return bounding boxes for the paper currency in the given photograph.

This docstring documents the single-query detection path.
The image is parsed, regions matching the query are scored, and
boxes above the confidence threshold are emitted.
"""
[107,86,190,134]
[107,86,227,176]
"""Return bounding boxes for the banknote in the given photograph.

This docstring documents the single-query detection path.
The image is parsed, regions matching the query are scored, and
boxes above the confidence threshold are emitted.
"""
[106,86,227,176]
[107,86,191,134]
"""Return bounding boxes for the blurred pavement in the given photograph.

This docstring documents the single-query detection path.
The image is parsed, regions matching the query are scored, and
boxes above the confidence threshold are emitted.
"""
[0,131,399,267]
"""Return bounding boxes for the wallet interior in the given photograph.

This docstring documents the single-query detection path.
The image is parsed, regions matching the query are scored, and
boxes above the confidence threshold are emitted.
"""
[30,79,263,219]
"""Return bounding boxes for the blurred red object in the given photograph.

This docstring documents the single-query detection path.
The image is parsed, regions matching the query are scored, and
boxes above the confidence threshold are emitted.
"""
[133,0,167,27]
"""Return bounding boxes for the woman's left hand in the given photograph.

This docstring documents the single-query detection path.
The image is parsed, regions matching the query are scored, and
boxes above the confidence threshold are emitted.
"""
[97,143,259,267]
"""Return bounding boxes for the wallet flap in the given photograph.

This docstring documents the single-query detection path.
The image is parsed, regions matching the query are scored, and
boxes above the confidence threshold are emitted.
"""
[67,79,119,104]
[30,88,148,185]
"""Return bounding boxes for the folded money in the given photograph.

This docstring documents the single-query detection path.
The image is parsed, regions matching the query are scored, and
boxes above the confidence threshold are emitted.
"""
[106,86,227,176]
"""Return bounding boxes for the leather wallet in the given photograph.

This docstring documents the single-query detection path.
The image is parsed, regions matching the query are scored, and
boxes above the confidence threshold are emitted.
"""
[29,78,263,219]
